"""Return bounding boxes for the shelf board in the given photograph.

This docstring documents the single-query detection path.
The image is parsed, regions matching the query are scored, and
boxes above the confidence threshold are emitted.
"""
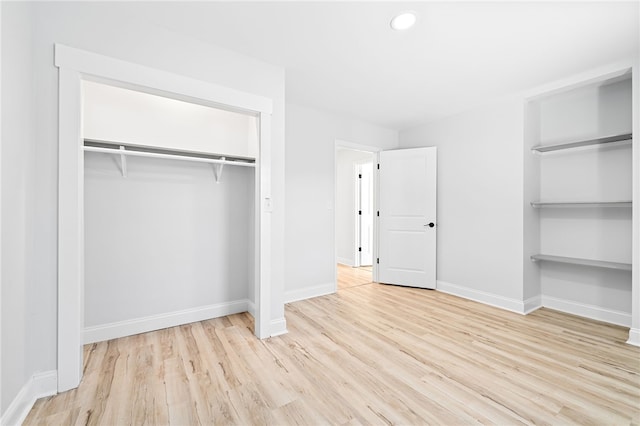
[530,200,632,208]
[531,133,632,153]
[84,139,256,163]
[531,254,631,271]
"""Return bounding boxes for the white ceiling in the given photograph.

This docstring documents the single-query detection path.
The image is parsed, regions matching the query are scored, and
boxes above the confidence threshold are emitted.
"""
[127,1,638,130]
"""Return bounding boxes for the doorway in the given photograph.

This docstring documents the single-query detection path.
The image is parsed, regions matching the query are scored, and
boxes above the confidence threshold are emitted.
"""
[335,144,376,289]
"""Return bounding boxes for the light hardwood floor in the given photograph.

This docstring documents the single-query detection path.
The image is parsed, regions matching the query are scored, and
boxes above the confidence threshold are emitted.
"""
[26,278,640,425]
[337,263,373,290]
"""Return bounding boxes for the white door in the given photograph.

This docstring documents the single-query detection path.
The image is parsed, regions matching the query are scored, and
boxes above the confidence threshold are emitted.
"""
[378,147,437,289]
[358,162,374,266]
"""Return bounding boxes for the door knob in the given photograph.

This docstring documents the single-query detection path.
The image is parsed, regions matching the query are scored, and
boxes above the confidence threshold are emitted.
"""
[424,222,435,228]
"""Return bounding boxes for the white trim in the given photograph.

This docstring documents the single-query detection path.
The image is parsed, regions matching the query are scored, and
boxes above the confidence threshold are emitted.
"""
[436,280,632,327]
[523,60,633,101]
[0,371,57,426]
[353,162,362,267]
[245,302,284,337]
[83,300,250,344]
[55,44,274,392]
[436,280,528,314]
[255,111,272,339]
[54,45,272,115]
[541,295,632,327]
[270,317,288,337]
[285,282,336,304]
[523,295,543,314]
[335,139,383,153]
[57,66,84,392]
[247,301,256,318]
[630,58,639,350]
[627,328,640,347]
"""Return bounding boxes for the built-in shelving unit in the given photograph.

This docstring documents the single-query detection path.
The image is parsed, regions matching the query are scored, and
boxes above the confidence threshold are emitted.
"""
[531,132,632,153]
[524,68,634,329]
[530,254,631,272]
[530,200,632,208]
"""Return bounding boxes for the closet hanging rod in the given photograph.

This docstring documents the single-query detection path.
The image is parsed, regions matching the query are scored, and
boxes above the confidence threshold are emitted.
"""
[83,142,256,168]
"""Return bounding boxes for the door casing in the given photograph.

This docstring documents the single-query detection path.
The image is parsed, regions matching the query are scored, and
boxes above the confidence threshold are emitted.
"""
[56,44,274,392]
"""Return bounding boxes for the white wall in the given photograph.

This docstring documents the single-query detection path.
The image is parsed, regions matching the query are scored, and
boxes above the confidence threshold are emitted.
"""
[1,2,285,415]
[285,103,397,302]
[400,98,525,307]
[538,78,632,144]
[84,154,254,330]
[1,1,36,415]
[83,81,259,158]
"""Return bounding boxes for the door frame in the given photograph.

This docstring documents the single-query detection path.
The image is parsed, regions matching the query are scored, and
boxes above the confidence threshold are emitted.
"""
[352,162,362,268]
[334,139,381,287]
[354,160,374,267]
[56,44,274,392]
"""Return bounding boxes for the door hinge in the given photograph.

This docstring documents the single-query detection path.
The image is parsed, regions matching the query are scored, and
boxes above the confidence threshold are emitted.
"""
[376,258,380,264]
[377,211,379,217]
[358,173,362,178]
[377,163,380,170]
[358,247,362,252]
[358,210,362,215]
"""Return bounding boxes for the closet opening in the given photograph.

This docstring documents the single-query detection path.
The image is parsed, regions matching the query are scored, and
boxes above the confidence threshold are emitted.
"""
[82,80,258,344]
[56,44,274,392]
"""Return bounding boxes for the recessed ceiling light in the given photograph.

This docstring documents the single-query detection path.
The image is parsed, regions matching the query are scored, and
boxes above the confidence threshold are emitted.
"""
[390,11,417,31]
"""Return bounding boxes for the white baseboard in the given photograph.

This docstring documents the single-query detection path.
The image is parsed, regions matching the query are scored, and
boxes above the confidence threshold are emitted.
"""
[627,328,640,347]
[270,317,288,337]
[83,299,250,344]
[541,295,632,327]
[1,370,57,426]
[284,282,335,304]
[523,295,543,314]
[247,300,256,318]
[436,280,528,314]
[236,301,286,338]
[337,257,354,267]
[435,281,633,328]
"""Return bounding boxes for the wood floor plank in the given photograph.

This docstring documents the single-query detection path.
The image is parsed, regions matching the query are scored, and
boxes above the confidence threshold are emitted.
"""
[337,264,372,290]
[23,273,640,425]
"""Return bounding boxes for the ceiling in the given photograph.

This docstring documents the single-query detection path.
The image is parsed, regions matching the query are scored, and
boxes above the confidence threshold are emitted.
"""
[126,1,638,130]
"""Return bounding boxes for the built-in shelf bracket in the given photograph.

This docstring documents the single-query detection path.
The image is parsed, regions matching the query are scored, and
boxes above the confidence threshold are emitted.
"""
[531,132,632,153]
[531,254,631,271]
[213,157,225,183]
[119,146,127,177]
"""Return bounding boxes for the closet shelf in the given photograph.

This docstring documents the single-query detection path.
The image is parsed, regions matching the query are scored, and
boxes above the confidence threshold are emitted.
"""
[530,254,631,271]
[530,200,632,208]
[83,139,256,168]
[530,133,632,153]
